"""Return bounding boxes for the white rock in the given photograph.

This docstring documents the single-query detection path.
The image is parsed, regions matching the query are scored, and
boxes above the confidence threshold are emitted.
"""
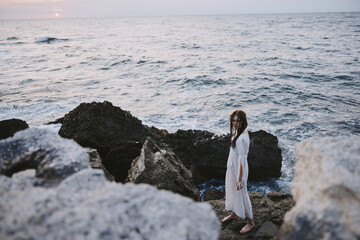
[280,136,360,240]
[0,168,220,240]
[0,127,89,181]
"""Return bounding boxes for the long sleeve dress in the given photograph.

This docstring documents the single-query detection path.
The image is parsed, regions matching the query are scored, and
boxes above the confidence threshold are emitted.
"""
[225,130,253,219]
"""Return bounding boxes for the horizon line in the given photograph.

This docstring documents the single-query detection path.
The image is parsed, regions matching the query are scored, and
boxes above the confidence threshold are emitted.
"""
[0,10,359,21]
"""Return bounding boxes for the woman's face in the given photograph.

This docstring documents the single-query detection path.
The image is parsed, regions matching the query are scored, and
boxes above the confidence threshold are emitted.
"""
[232,115,241,130]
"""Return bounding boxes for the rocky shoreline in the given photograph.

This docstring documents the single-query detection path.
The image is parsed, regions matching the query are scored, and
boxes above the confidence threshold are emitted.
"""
[211,192,294,239]
[49,101,283,186]
[1,101,358,239]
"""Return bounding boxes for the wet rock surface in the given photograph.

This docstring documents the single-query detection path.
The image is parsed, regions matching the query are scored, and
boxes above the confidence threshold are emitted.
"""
[208,192,294,240]
[127,137,200,201]
[0,118,29,140]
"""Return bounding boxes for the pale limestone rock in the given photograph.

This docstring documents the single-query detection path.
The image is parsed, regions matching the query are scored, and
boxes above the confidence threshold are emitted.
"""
[0,127,89,181]
[0,169,220,240]
[280,136,360,240]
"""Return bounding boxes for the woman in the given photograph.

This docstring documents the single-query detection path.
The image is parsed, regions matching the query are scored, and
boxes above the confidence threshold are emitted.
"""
[221,110,255,234]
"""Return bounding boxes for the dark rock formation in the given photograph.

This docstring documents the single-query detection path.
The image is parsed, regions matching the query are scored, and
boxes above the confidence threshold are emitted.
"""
[127,137,200,201]
[53,101,282,187]
[86,147,114,181]
[248,130,282,180]
[164,129,282,184]
[208,192,294,240]
[0,127,89,182]
[0,118,29,140]
[57,101,148,182]
[163,129,229,184]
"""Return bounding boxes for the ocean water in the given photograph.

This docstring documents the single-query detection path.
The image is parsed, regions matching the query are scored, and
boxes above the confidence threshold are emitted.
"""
[1,12,360,194]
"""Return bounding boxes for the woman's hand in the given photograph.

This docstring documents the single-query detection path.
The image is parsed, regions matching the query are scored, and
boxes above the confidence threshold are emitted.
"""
[236,180,244,190]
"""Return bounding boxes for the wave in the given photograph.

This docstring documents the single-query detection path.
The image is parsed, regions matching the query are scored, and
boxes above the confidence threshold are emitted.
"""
[334,75,353,81]
[110,59,132,66]
[180,43,201,49]
[294,46,312,50]
[34,37,69,43]
[182,76,226,87]
[0,42,25,46]
[7,37,19,41]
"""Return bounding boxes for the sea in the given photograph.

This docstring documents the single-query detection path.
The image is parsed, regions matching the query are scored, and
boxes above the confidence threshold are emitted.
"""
[1,12,359,195]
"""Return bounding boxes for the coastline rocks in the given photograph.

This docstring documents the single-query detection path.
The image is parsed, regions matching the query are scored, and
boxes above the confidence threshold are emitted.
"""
[209,192,294,240]
[57,101,148,182]
[51,101,283,187]
[279,136,360,240]
[0,127,89,182]
[0,118,29,140]
[86,147,115,181]
[127,137,200,201]
[0,168,220,240]
[164,129,282,183]
[248,130,282,180]
[203,189,225,201]
[164,129,229,184]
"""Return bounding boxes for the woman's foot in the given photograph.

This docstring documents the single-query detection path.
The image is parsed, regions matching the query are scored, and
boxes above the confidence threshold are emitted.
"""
[240,221,255,234]
[221,213,238,223]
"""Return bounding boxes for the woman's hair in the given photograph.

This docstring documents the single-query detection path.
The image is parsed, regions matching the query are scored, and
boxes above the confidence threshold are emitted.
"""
[230,110,248,148]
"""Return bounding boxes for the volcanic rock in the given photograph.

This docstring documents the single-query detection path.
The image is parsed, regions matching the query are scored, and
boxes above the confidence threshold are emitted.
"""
[52,101,283,185]
[86,147,114,181]
[57,101,148,182]
[0,118,29,140]
[248,130,282,180]
[127,137,200,201]
[164,129,282,183]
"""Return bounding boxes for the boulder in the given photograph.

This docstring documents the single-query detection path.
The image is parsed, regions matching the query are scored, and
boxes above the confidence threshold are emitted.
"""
[248,130,282,180]
[255,221,279,239]
[86,147,114,181]
[279,136,360,240]
[0,118,29,140]
[164,129,282,183]
[0,168,220,240]
[163,129,229,184]
[0,127,89,182]
[127,137,200,201]
[208,192,294,240]
[56,101,149,182]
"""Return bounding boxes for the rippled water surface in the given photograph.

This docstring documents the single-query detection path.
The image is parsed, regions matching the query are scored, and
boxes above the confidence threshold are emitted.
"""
[1,12,360,193]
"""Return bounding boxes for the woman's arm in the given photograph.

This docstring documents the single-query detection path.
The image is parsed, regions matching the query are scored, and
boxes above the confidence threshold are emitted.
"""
[236,159,243,190]
[239,160,243,182]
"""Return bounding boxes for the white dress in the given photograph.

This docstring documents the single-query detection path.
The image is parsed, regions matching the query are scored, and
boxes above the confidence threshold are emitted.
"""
[225,130,253,219]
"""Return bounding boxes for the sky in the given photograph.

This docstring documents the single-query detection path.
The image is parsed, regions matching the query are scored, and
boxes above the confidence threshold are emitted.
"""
[0,0,360,19]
